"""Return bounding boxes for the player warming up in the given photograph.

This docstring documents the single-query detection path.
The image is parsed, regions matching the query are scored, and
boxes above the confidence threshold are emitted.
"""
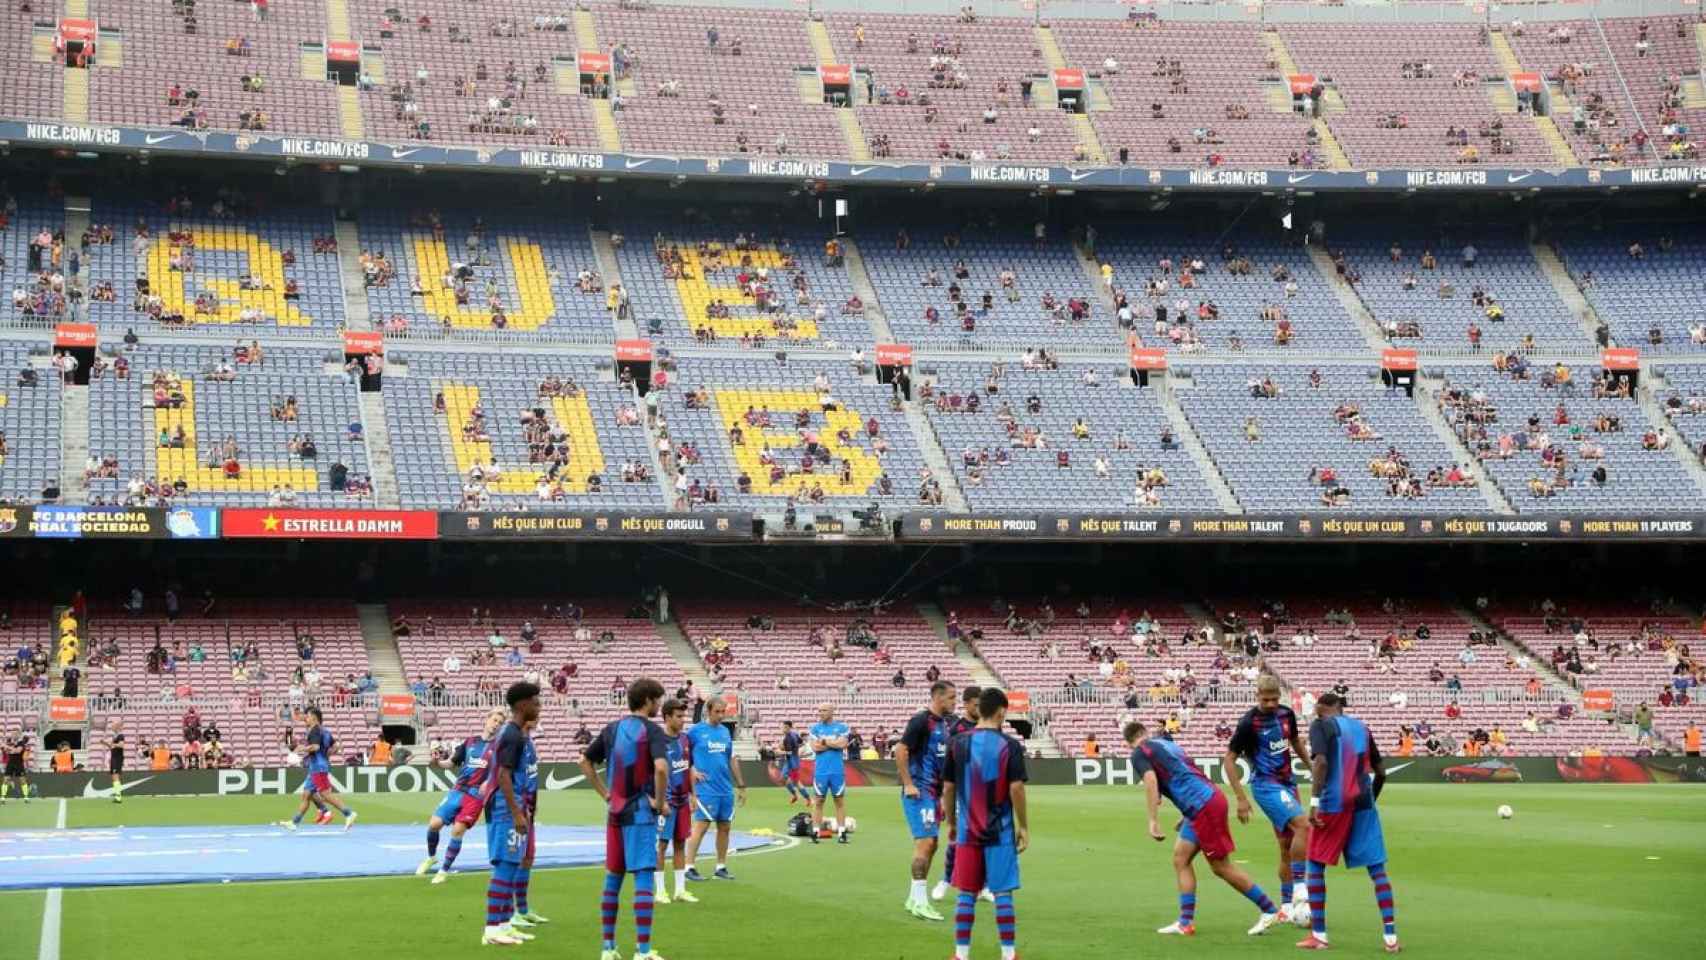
[508,715,550,931]
[933,686,989,903]
[655,699,700,905]
[895,680,956,921]
[478,682,542,946]
[1225,675,1312,924]
[1124,721,1283,938]
[776,720,804,805]
[809,703,852,844]
[420,708,505,881]
[284,707,356,831]
[940,688,1029,960]
[1298,693,1400,953]
[579,678,673,960]
[685,696,746,882]
[1,731,32,803]
[106,721,126,804]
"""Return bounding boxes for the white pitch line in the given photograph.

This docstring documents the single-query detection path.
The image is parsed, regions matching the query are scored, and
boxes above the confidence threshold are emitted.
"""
[38,799,66,960]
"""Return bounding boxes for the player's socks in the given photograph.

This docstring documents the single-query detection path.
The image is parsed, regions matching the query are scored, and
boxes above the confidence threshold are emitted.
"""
[1368,863,1396,941]
[994,892,1016,960]
[909,878,928,905]
[954,891,976,959]
[1291,861,1307,898]
[487,863,518,932]
[427,828,441,858]
[291,810,306,826]
[1244,884,1278,914]
[1306,860,1328,937]
[443,837,464,872]
[633,870,655,956]
[600,871,624,951]
[1178,892,1197,929]
[514,867,531,916]
[675,868,688,895]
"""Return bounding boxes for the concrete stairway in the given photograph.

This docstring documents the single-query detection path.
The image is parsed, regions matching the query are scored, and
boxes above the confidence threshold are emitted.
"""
[1156,378,1243,513]
[356,604,410,696]
[63,68,89,124]
[806,20,870,161]
[1416,376,1516,514]
[839,237,895,343]
[1489,31,1580,166]
[573,11,623,152]
[1532,242,1606,344]
[336,86,364,141]
[333,219,372,329]
[1261,31,1349,169]
[591,229,638,339]
[917,604,1002,690]
[357,391,402,509]
[903,400,969,511]
[1308,245,1389,351]
[1486,81,1518,115]
[1035,26,1106,162]
[1637,370,1706,500]
[60,385,89,506]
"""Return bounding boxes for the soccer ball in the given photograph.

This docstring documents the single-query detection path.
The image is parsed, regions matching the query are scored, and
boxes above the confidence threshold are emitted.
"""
[1497,804,1513,820]
[843,816,858,833]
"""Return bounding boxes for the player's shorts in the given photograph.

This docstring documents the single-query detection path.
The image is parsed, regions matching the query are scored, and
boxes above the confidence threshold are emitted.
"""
[902,793,942,840]
[434,788,470,824]
[662,804,692,844]
[487,816,527,866]
[606,817,660,873]
[1178,789,1237,860]
[951,842,1020,895]
[813,772,846,798]
[1252,782,1305,835]
[779,757,800,781]
[301,771,333,795]
[5,756,26,777]
[694,793,736,823]
[109,751,124,772]
[1309,806,1388,868]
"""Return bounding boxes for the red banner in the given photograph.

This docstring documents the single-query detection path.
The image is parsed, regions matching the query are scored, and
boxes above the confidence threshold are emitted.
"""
[1053,68,1085,90]
[820,64,851,86]
[380,694,417,718]
[1510,71,1542,94]
[326,40,360,63]
[1602,348,1639,371]
[875,343,913,367]
[58,18,95,43]
[615,339,654,362]
[578,51,611,76]
[54,322,98,348]
[1381,348,1419,372]
[342,331,384,355]
[1288,73,1317,95]
[1581,689,1614,712]
[222,509,439,540]
[50,697,88,723]
[1007,691,1031,715]
[1129,346,1168,371]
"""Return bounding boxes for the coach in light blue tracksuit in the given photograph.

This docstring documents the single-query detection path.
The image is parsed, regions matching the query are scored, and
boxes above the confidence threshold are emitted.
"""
[684,696,745,881]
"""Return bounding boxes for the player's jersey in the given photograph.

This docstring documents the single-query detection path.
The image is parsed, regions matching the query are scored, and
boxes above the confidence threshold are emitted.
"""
[109,732,126,758]
[585,714,671,826]
[900,708,953,799]
[451,736,493,792]
[1129,734,1216,818]
[665,731,693,809]
[947,714,977,738]
[481,720,528,821]
[809,721,851,778]
[1229,705,1299,786]
[302,726,334,775]
[944,728,1028,847]
[688,721,735,798]
[3,738,27,768]
[780,730,801,759]
[518,736,539,801]
[1310,714,1380,814]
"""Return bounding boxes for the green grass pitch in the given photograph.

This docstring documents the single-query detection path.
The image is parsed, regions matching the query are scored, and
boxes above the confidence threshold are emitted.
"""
[1,783,1699,958]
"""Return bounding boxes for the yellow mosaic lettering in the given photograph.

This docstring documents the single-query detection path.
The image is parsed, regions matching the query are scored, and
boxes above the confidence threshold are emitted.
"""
[412,237,556,331]
[439,382,605,492]
[673,245,820,341]
[148,225,311,327]
[714,388,880,495]
[153,380,320,491]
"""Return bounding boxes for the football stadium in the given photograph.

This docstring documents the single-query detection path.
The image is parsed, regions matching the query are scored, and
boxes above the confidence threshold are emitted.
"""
[1,0,1705,957]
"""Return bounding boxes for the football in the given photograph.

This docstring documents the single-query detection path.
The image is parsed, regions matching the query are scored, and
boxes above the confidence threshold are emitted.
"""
[1497,804,1514,819]
[844,816,859,833]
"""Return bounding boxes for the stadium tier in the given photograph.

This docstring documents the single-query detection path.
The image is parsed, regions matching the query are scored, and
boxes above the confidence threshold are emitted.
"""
[1558,228,1706,353]
[0,339,63,503]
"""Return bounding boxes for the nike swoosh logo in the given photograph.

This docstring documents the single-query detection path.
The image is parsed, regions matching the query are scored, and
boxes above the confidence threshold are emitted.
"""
[82,775,158,799]
[1383,762,1415,776]
[625,158,651,169]
[145,134,174,145]
[1287,173,1313,184]
[1506,173,1532,183]
[1070,170,1098,182]
[543,772,586,790]
[849,165,877,176]
[391,148,420,159]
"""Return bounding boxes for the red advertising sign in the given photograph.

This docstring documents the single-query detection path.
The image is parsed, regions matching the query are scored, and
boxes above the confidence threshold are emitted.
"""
[342,331,384,355]
[1510,71,1542,93]
[1602,348,1639,371]
[1581,689,1614,712]
[50,697,88,723]
[1129,346,1168,371]
[380,694,417,718]
[1288,73,1317,95]
[615,339,654,362]
[58,18,96,43]
[222,509,439,540]
[1053,68,1085,90]
[578,51,611,75]
[1007,691,1031,714]
[820,64,851,86]
[875,343,913,367]
[1381,348,1419,371]
[54,323,98,348]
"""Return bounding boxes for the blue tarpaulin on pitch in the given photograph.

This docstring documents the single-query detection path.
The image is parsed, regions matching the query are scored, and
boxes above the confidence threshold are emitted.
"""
[0,823,776,889]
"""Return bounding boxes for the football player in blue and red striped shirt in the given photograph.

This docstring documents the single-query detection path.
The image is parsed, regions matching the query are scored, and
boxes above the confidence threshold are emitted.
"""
[1125,720,1282,939]
[940,688,1028,960]
[419,708,505,880]
[580,678,672,960]
[1299,692,1398,953]
[284,706,355,832]
[933,685,984,904]
[896,680,957,921]
[654,698,701,905]
[478,682,541,946]
[1224,675,1313,924]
